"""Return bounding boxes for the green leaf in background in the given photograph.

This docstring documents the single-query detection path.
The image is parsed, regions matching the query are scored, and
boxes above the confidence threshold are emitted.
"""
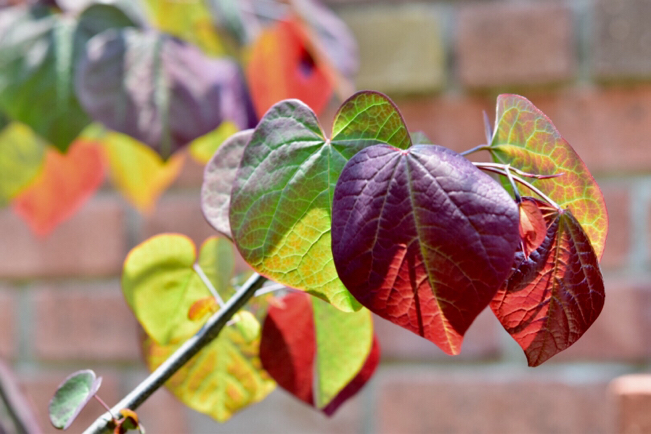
[0,4,137,151]
[122,234,235,345]
[229,91,410,312]
[0,123,46,206]
[311,297,373,409]
[490,94,608,259]
[143,312,275,423]
[49,370,102,430]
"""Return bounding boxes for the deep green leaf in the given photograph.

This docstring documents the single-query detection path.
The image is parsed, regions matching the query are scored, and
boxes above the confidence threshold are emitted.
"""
[49,370,102,430]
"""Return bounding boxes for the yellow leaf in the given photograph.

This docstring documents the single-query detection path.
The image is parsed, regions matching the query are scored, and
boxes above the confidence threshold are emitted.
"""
[103,132,184,214]
[189,121,239,164]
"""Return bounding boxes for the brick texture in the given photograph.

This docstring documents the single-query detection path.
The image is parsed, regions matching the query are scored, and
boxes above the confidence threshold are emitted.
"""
[34,283,141,362]
[611,374,651,434]
[457,4,575,87]
[599,182,631,269]
[377,370,615,433]
[593,0,651,79]
[0,286,15,359]
[0,199,126,278]
[340,5,445,95]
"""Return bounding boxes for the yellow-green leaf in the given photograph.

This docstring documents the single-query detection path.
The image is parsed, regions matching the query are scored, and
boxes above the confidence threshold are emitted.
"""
[0,123,46,206]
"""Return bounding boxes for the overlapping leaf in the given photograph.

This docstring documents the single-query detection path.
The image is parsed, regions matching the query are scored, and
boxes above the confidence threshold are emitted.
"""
[122,234,234,345]
[102,131,184,213]
[228,91,411,312]
[0,4,137,151]
[76,27,254,159]
[332,145,520,355]
[0,123,46,206]
[247,17,332,119]
[143,314,275,423]
[490,95,608,259]
[259,292,378,415]
[201,129,253,239]
[491,204,605,367]
[12,140,105,236]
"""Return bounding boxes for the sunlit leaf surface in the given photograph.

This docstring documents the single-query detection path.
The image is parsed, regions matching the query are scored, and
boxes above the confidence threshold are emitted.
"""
[490,94,608,259]
[491,205,605,366]
[229,91,410,312]
[332,145,520,355]
[0,123,46,206]
[12,140,105,236]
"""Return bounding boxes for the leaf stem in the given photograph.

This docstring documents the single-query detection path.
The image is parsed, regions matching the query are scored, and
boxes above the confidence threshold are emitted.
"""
[193,263,225,308]
[83,273,268,434]
[474,163,561,210]
[459,144,491,157]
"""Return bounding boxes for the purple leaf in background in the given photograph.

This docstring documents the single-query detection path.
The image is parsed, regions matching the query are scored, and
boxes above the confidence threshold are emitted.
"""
[76,28,255,159]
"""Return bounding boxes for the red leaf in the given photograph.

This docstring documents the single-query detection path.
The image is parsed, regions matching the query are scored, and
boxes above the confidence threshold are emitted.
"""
[12,140,105,236]
[259,293,379,415]
[491,209,605,366]
[519,197,547,257]
[246,17,332,118]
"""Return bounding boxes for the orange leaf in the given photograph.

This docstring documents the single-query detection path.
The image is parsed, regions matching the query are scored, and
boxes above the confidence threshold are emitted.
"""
[187,297,218,322]
[519,197,547,257]
[247,17,332,118]
[12,140,105,236]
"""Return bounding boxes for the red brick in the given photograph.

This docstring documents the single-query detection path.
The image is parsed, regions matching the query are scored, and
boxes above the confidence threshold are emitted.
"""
[377,370,614,433]
[0,198,126,278]
[375,307,500,361]
[0,286,16,359]
[21,370,120,434]
[611,374,651,434]
[599,183,631,269]
[394,95,492,157]
[456,4,575,88]
[173,153,206,189]
[551,279,651,363]
[530,86,651,174]
[131,388,188,434]
[593,0,651,79]
[34,283,141,362]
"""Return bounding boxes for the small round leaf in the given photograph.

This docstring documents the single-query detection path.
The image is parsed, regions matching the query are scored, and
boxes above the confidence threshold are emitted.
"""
[49,370,102,430]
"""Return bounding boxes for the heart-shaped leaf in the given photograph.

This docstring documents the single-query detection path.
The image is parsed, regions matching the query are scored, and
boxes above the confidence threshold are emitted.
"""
[143,313,275,423]
[0,123,46,206]
[102,130,185,214]
[49,370,102,430]
[246,17,332,118]
[0,4,137,151]
[491,205,605,367]
[228,91,410,312]
[201,129,253,239]
[122,234,234,345]
[12,139,105,236]
[490,94,608,259]
[332,144,520,355]
[76,27,254,159]
[259,292,378,416]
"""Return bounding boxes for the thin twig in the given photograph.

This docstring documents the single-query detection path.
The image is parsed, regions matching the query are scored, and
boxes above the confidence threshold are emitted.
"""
[475,165,561,210]
[459,144,491,157]
[83,273,268,434]
[473,162,564,179]
[193,263,225,308]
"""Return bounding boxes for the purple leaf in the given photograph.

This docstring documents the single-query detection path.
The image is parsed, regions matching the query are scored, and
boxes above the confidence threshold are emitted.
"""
[332,144,520,355]
[76,28,255,159]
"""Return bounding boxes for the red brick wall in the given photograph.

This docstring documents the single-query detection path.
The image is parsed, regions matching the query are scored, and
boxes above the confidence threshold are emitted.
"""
[3,0,650,432]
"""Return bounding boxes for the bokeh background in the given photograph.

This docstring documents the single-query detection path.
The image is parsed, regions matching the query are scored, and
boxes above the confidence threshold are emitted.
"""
[2,0,651,432]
